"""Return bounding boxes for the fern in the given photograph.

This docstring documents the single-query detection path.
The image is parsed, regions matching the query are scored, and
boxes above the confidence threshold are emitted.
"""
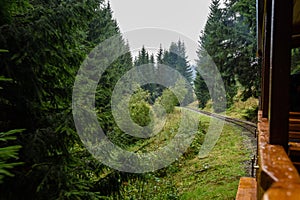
[0,129,23,183]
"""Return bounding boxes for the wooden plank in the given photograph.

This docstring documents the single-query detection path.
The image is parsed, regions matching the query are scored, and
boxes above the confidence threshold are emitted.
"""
[289,118,300,124]
[290,124,300,131]
[289,113,300,140]
[290,112,300,119]
[236,177,257,200]
[268,0,293,151]
[289,142,300,151]
[259,144,299,190]
[261,0,271,118]
[289,131,300,139]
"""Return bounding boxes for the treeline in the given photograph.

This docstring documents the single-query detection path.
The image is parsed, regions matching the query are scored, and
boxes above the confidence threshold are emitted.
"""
[194,0,258,110]
[133,41,193,103]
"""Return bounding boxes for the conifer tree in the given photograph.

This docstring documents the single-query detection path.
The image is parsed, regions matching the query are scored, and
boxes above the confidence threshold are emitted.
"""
[0,0,133,198]
[226,0,259,99]
[195,0,228,110]
[166,40,193,84]
[195,0,258,108]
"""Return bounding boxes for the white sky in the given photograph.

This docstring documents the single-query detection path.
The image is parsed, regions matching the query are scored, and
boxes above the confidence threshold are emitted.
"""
[107,0,212,65]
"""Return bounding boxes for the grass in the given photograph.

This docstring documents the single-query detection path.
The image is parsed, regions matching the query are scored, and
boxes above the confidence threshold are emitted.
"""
[108,108,252,199]
[225,97,258,121]
[178,120,250,199]
[187,96,259,122]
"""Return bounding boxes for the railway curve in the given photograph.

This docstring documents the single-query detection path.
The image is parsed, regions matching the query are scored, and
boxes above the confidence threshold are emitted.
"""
[182,107,257,135]
[182,107,258,177]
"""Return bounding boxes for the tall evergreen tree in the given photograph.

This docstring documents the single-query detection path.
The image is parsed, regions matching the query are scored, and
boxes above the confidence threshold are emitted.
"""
[0,0,133,198]
[165,40,193,84]
[194,71,210,109]
[195,0,229,110]
[195,0,258,109]
[226,0,259,99]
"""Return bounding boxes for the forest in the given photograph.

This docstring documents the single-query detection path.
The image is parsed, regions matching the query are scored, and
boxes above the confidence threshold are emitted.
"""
[0,0,282,199]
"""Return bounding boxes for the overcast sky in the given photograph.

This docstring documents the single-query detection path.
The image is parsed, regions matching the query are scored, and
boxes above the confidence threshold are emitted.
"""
[107,0,212,65]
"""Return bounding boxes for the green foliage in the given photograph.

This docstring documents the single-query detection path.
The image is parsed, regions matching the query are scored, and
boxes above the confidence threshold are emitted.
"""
[156,79,190,113]
[157,89,179,113]
[134,46,150,66]
[0,0,133,199]
[228,0,259,100]
[195,0,228,111]
[0,129,23,183]
[133,42,193,104]
[166,40,193,84]
[105,110,251,200]
[111,173,180,200]
[179,117,250,200]
[0,0,257,198]
[291,48,300,74]
[242,106,258,122]
[129,88,152,127]
[194,71,210,109]
[195,0,258,108]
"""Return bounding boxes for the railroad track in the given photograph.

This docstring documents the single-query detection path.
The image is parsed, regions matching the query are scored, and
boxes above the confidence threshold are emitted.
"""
[183,107,257,135]
[183,107,258,177]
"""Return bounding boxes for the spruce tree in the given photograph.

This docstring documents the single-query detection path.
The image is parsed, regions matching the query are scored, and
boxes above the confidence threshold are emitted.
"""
[0,0,133,198]
[195,0,228,110]
[166,40,193,84]
[195,0,258,108]
[226,0,259,99]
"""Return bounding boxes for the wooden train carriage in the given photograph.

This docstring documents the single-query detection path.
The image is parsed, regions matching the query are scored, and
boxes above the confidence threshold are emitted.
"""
[236,0,300,199]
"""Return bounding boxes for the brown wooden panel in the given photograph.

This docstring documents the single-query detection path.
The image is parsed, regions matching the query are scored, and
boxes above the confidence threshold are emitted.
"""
[263,181,300,199]
[259,145,300,190]
[268,0,293,150]
[257,112,300,199]
[236,177,257,200]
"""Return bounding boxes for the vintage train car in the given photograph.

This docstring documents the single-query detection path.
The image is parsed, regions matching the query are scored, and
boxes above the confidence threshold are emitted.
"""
[236,0,300,199]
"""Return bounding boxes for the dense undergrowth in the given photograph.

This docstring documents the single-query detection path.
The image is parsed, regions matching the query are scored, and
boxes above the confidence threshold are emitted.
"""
[192,95,259,123]
[105,108,251,199]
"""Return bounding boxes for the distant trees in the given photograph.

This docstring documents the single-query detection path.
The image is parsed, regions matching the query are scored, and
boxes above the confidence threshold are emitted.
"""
[194,0,258,110]
[164,40,193,84]
[134,40,193,104]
